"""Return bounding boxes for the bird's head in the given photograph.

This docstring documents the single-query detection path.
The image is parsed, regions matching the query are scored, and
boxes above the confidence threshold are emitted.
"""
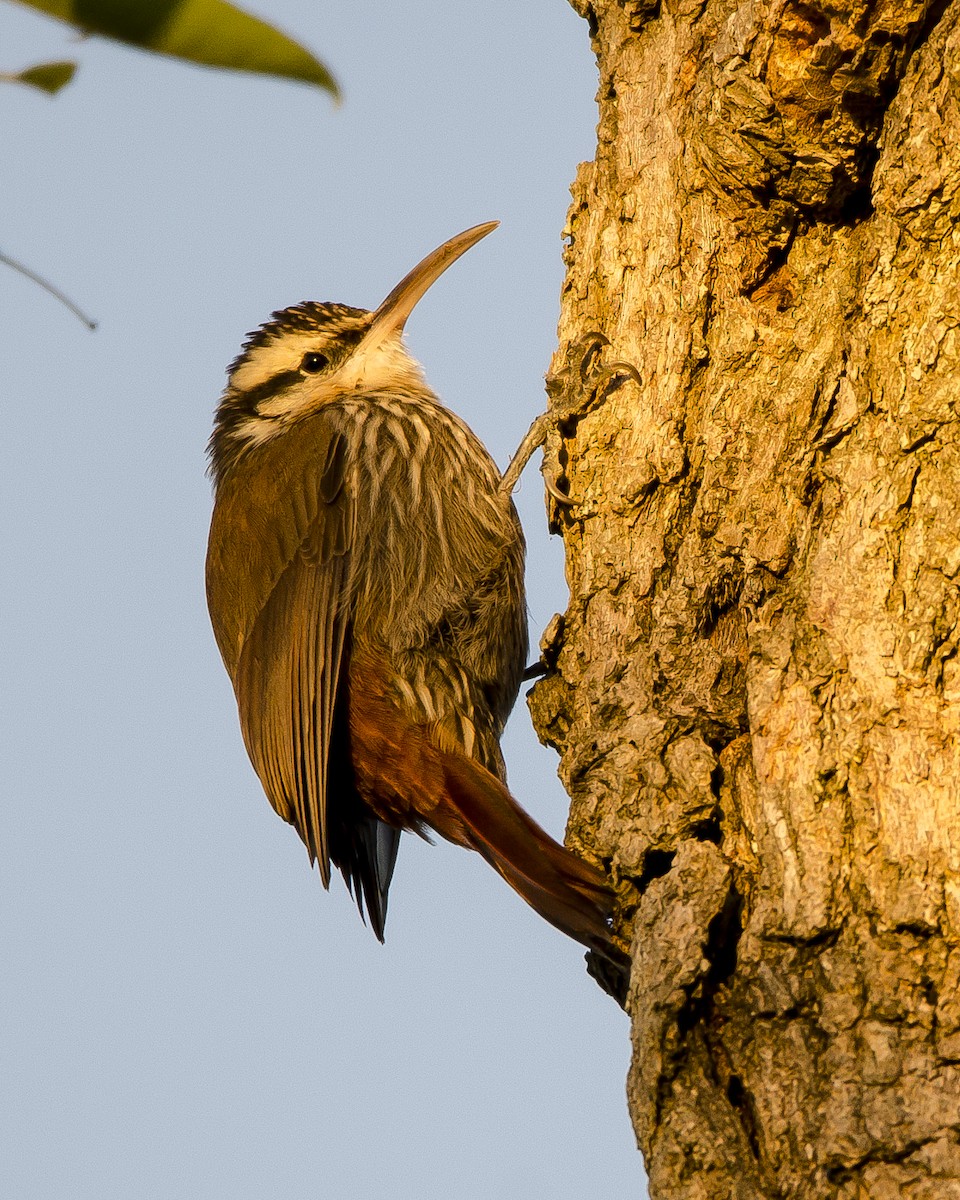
[208,221,498,482]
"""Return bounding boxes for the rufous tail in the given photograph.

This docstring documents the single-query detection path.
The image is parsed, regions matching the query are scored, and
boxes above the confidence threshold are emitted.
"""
[348,667,623,960]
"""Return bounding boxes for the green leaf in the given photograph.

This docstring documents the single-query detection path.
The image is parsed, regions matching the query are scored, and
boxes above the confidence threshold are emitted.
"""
[13,0,339,97]
[3,60,77,93]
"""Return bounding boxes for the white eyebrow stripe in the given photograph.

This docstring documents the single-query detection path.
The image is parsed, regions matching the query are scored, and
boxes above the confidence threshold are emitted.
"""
[230,333,329,392]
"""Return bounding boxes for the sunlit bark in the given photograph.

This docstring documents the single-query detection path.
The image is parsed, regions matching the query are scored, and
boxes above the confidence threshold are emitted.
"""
[531,3,960,1194]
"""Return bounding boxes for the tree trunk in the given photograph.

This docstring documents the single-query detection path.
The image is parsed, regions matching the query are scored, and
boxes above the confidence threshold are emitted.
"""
[528,2,960,1195]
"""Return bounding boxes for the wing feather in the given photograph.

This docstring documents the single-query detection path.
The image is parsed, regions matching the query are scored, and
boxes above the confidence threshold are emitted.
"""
[208,422,403,931]
[239,517,351,884]
[208,425,353,888]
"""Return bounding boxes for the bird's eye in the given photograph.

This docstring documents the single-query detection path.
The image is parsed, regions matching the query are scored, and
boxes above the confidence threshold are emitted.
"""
[300,352,328,374]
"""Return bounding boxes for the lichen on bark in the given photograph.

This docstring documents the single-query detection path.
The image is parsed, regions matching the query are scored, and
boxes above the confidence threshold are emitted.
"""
[529,2,960,1195]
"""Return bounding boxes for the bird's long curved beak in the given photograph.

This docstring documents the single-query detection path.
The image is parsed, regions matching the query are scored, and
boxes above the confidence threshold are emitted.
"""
[360,222,499,352]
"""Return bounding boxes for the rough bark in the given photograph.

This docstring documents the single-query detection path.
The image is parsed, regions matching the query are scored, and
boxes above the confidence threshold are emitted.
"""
[528,2,960,1196]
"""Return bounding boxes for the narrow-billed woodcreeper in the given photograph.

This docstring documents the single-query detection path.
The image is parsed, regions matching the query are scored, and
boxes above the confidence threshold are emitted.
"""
[206,223,619,960]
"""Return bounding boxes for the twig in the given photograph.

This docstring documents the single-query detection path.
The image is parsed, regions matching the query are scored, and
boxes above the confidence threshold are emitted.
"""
[0,250,97,329]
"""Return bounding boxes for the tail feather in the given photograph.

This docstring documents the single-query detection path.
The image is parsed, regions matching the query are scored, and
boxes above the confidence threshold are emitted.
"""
[436,752,617,955]
[335,816,401,942]
[347,657,625,962]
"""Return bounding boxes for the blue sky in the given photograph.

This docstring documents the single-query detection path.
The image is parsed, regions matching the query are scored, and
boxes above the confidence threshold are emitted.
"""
[1,3,643,1195]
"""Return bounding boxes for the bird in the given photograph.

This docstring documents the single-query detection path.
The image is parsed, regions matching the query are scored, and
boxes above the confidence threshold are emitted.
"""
[205,222,622,964]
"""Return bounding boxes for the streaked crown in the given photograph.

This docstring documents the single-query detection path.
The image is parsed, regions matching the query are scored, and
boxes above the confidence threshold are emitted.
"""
[209,224,501,484]
[209,300,425,483]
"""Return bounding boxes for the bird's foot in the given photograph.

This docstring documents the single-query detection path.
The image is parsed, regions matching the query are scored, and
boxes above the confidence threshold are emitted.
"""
[499,331,641,505]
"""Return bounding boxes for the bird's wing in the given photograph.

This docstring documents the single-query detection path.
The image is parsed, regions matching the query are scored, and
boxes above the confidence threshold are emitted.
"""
[208,427,353,889]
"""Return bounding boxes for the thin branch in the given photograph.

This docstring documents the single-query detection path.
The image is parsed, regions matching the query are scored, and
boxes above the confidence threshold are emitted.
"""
[0,250,97,329]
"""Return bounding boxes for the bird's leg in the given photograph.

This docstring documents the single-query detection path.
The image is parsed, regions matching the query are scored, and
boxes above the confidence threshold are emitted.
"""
[500,331,642,504]
[499,409,561,498]
[520,612,564,685]
[505,335,643,685]
[520,658,549,681]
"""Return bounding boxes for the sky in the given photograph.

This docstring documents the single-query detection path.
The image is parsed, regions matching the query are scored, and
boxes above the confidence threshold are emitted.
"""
[1,2,643,1196]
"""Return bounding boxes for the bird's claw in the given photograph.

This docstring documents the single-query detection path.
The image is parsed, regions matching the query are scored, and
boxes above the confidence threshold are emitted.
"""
[578,331,610,382]
[499,333,641,509]
[576,331,641,404]
[593,360,643,392]
[542,461,573,505]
